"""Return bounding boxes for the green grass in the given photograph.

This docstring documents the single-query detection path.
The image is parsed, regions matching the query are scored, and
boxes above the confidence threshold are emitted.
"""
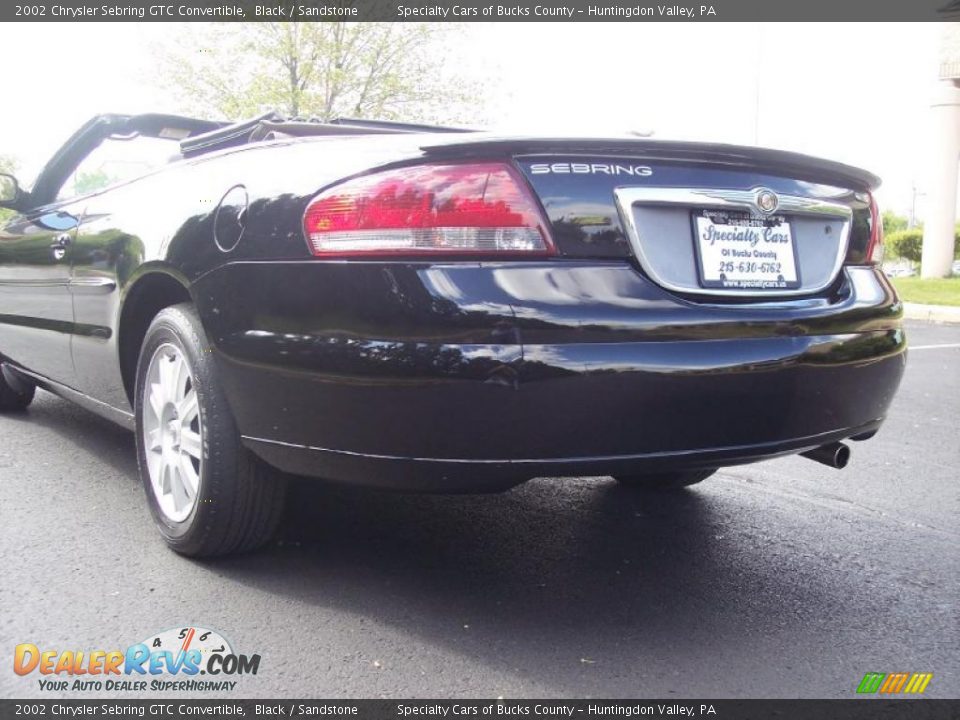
[892,276,960,307]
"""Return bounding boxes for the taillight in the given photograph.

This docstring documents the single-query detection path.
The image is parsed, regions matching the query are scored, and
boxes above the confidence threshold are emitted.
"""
[303,163,554,257]
[866,192,884,264]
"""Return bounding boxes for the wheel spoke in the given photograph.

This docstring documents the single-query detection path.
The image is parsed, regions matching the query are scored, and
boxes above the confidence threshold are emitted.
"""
[148,382,164,420]
[146,427,162,452]
[178,452,199,498]
[160,458,172,495]
[168,458,189,511]
[178,390,199,426]
[158,352,176,403]
[147,450,163,491]
[173,353,190,400]
[180,429,202,460]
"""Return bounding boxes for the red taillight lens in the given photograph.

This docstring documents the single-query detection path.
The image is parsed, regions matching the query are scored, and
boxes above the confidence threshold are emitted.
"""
[303,163,554,257]
[866,192,884,264]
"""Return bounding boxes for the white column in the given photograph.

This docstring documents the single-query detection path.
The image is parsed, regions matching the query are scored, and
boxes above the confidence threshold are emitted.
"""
[921,80,960,278]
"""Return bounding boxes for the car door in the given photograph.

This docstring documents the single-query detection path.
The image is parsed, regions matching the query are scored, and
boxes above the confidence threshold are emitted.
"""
[0,203,82,383]
[69,188,147,411]
[64,135,185,411]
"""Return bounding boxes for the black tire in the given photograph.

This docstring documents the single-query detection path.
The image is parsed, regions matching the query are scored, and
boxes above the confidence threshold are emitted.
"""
[613,469,716,490]
[0,364,36,411]
[134,303,286,557]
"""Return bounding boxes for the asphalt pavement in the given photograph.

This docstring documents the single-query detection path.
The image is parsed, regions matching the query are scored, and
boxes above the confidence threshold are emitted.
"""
[1,320,958,699]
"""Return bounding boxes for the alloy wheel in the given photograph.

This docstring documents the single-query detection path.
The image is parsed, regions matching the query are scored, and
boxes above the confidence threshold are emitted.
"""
[141,343,203,522]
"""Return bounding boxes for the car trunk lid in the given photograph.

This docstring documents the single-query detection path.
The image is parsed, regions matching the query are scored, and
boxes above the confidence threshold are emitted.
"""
[421,138,879,299]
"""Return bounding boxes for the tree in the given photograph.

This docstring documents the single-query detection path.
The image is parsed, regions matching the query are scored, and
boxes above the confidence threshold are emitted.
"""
[881,210,907,237]
[886,229,923,264]
[162,23,477,124]
[888,227,960,264]
[0,155,18,223]
[70,169,116,197]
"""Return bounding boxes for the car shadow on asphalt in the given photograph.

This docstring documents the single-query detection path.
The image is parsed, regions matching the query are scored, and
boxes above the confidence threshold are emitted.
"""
[7,393,138,480]
[201,475,850,696]
[17,392,850,696]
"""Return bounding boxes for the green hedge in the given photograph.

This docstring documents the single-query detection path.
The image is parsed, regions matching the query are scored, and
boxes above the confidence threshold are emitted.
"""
[886,229,923,263]
[886,227,960,263]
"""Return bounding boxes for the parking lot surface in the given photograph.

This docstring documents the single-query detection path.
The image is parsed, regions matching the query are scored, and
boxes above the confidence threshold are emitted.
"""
[1,321,957,698]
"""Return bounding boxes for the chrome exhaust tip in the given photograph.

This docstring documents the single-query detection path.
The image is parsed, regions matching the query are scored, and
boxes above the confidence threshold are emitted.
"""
[800,442,851,470]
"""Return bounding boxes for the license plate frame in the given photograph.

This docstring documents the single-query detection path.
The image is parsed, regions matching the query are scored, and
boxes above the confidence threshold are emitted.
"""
[691,209,802,291]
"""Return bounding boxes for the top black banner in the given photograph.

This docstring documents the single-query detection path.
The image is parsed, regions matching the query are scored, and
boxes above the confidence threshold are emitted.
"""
[5,0,960,22]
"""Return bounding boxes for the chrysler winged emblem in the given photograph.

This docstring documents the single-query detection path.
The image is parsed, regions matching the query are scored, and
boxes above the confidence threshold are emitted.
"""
[754,188,779,215]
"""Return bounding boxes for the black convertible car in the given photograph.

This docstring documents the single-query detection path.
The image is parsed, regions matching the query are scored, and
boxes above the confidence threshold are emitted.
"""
[0,113,905,556]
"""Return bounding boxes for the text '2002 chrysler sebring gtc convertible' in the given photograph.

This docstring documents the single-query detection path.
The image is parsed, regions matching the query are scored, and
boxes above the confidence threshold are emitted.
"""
[0,113,905,556]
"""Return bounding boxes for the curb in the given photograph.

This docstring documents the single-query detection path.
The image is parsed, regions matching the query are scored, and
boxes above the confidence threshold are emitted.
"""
[903,302,960,324]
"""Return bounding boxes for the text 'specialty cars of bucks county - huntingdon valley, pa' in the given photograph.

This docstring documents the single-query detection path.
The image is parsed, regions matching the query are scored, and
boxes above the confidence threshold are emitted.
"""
[0,113,905,557]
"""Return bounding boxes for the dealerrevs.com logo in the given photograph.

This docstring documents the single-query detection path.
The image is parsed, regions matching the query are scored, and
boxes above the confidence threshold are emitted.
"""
[13,626,260,693]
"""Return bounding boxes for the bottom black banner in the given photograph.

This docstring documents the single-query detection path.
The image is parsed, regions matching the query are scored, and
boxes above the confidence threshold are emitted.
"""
[1,700,957,720]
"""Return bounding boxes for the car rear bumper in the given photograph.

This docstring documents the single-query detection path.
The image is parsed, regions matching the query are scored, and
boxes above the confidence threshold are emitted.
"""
[192,261,906,491]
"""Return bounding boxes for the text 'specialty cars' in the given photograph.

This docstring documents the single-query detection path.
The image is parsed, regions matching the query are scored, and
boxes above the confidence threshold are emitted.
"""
[0,114,905,556]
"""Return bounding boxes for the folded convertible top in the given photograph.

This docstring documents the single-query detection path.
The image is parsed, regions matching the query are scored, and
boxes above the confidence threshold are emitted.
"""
[179,113,473,158]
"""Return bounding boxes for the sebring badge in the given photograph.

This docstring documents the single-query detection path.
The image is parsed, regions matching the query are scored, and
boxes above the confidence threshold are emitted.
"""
[754,188,779,215]
[528,162,653,177]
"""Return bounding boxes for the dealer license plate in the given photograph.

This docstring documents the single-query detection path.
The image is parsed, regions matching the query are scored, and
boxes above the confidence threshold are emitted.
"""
[693,209,800,290]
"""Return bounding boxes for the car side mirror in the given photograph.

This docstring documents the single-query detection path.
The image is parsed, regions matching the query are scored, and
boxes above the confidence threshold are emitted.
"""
[0,173,23,207]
